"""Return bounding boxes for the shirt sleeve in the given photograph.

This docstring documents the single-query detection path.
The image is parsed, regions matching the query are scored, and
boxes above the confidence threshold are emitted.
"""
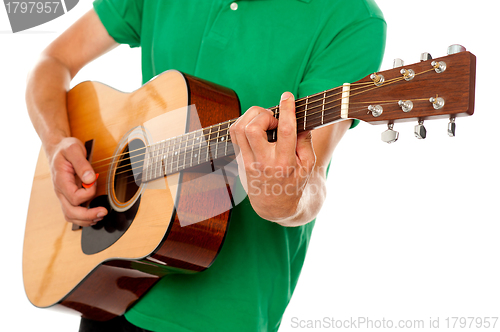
[298,14,386,129]
[93,0,143,48]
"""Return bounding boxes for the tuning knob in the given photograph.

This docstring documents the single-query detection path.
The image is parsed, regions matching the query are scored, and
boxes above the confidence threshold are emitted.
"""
[420,52,432,61]
[448,44,466,54]
[393,58,404,68]
[414,120,427,139]
[381,124,399,144]
[448,117,456,137]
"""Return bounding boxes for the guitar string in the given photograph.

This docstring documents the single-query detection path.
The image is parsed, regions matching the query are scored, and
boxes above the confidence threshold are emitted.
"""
[94,92,428,180]
[95,95,369,177]
[88,67,438,181]
[89,69,429,170]
[90,79,401,173]
[87,74,406,168]
[89,66,436,168]
[98,72,427,175]
[114,92,431,186]
[109,95,430,183]
[269,68,436,117]
[116,97,424,186]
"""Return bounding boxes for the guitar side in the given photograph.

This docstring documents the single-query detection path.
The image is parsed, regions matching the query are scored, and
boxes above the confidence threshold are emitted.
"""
[22,70,240,320]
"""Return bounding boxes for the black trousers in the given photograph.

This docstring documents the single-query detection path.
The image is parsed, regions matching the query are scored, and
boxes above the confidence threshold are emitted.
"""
[79,316,152,332]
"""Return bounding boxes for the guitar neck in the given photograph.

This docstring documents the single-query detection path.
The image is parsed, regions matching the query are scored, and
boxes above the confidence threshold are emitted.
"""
[143,49,477,182]
[142,87,345,183]
[267,88,346,139]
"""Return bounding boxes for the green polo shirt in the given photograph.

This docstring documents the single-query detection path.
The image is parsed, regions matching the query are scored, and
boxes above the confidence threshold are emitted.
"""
[93,0,386,331]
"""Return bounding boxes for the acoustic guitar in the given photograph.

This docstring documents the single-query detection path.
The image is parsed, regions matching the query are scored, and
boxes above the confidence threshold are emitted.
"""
[23,49,476,321]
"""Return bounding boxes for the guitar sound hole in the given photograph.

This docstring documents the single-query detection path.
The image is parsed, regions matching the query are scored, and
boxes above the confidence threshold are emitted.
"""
[114,139,145,204]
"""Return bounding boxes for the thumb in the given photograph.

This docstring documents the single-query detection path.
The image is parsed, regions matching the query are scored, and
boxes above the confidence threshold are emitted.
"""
[63,142,96,185]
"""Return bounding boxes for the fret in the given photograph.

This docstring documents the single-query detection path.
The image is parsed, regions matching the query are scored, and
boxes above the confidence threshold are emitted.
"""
[194,130,202,166]
[170,137,176,174]
[214,123,224,159]
[191,130,200,165]
[142,146,148,183]
[211,125,220,159]
[272,109,277,141]
[217,127,226,158]
[148,146,154,182]
[206,126,213,162]
[153,143,160,179]
[178,135,184,171]
[181,135,188,170]
[224,135,228,156]
[212,125,218,159]
[304,96,308,131]
[151,144,155,180]
[321,91,326,126]
[160,140,166,177]
[157,143,162,177]
[181,134,188,171]
[164,138,171,175]
[200,129,209,164]
[168,139,174,174]
[149,145,156,180]
[173,136,181,172]
[222,121,231,156]
[147,145,152,181]
[200,129,206,164]
[159,140,165,176]
[162,154,167,176]
[188,132,196,167]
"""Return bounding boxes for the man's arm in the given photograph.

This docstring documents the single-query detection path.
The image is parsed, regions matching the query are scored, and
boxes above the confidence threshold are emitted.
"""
[230,92,351,227]
[26,9,118,227]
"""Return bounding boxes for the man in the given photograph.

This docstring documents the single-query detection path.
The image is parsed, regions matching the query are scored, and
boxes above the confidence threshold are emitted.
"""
[26,0,386,331]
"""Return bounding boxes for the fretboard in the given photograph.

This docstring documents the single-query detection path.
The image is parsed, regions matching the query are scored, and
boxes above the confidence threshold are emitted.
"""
[142,85,344,183]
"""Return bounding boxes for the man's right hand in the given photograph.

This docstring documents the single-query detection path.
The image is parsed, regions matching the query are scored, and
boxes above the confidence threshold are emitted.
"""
[48,137,108,227]
[25,9,117,227]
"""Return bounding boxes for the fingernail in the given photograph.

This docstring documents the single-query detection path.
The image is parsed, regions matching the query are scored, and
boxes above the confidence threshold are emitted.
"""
[82,171,94,183]
[281,92,292,101]
[92,218,103,223]
[97,212,106,218]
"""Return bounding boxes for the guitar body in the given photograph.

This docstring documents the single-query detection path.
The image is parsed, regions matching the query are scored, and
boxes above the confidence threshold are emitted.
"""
[23,70,241,321]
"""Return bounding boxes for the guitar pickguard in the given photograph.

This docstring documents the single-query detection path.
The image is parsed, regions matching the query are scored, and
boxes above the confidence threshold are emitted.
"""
[82,195,141,255]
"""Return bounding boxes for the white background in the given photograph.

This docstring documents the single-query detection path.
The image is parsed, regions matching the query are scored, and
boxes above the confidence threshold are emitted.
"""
[1,1,498,331]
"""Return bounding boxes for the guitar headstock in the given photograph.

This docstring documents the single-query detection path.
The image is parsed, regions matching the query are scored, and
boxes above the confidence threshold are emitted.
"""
[347,46,476,142]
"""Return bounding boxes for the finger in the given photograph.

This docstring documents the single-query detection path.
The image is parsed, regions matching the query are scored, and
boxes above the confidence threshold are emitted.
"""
[245,109,275,162]
[296,130,316,172]
[230,106,268,165]
[54,163,97,206]
[229,121,240,156]
[63,141,96,185]
[58,193,107,227]
[276,92,297,164]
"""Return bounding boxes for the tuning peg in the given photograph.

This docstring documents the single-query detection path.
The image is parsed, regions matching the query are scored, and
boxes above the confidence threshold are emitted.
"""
[448,117,456,137]
[420,52,432,62]
[414,120,427,139]
[381,124,399,144]
[447,44,466,55]
[393,58,404,68]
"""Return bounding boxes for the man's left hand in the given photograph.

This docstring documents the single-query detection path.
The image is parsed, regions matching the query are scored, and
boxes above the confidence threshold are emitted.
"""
[229,92,317,222]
